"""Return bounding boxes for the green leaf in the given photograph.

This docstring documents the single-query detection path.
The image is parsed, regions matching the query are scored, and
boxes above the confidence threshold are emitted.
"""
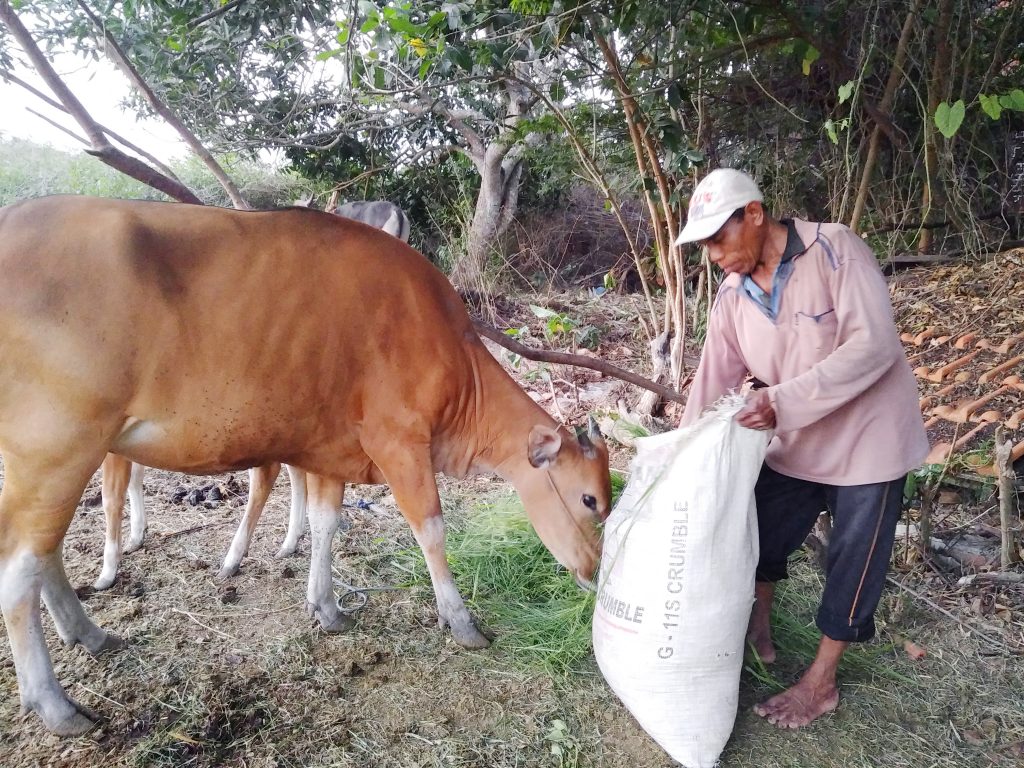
[824,118,838,145]
[448,47,473,72]
[801,45,819,76]
[933,99,965,139]
[666,81,683,109]
[998,89,1024,111]
[548,78,566,102]
[529,304,558,319]
[837,81,854,104]
[387,14,425,37]
[979,93,1002,121]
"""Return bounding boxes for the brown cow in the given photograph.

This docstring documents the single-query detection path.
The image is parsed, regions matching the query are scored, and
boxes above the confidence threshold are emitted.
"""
[97,196,416,590]
[0,196,611,735]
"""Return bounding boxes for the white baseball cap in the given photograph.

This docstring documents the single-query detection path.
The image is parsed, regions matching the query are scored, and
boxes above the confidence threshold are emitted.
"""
[674,168,763,245]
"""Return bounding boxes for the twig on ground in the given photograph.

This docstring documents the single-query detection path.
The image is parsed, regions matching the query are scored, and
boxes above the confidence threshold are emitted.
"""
[157,522,223,539]
[172,607,240,641]
[885,575,1016,654]
[957,572,1024,587]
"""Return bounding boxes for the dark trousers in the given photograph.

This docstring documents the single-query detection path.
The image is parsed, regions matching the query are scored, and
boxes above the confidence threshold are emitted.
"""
[754,465,906,643]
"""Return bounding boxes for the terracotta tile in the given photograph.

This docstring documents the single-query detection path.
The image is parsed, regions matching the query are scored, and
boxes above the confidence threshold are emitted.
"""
[978,354,1024,384]
[923,350,981,382]
[975,440,1024,476]
[953,332,978,349]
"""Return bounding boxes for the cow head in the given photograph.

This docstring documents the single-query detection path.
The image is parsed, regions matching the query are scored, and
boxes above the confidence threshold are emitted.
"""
[517,416,611,589]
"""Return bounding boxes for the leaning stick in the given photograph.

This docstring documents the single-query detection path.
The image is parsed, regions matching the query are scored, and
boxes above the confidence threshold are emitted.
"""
[995,426,1021,569]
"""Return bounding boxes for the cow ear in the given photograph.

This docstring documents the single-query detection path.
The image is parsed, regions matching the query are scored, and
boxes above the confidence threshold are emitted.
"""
[573,424,595,460]
[528,425,563,468]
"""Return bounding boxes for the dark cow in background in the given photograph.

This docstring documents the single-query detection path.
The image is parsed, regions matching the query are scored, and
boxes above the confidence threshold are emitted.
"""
[334,200,410,243]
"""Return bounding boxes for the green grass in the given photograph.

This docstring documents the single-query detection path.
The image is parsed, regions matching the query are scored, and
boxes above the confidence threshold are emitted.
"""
[399,495,598,677]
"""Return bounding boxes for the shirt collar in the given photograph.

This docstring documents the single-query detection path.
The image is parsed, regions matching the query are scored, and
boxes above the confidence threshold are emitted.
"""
[779,218,805,264]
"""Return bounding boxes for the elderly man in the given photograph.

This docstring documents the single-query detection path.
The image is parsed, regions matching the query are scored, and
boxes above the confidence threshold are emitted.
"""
[676,168,928,728]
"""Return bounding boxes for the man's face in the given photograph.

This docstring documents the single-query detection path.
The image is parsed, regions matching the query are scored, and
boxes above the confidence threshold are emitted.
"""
[700,203,764,275]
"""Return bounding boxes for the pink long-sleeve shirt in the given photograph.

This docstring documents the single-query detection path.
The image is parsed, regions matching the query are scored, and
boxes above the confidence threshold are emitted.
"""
[681,219,929,485]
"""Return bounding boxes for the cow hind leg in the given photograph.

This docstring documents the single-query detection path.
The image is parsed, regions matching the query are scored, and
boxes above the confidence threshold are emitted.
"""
[96,453,132,590]
[369,442,489,649]
[0,452,116,735]
[218,462,281,581]
[304,474,353,633]
[124,461,147,553]
[276,464,307,558]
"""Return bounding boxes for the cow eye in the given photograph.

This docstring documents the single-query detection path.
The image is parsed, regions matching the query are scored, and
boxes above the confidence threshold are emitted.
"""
[582,494,597,511]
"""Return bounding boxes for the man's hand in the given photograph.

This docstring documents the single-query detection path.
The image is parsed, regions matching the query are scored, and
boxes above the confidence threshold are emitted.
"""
[737,388,776,430]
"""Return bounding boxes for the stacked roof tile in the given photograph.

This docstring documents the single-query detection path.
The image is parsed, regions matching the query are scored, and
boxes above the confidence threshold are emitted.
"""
[901,327,1024,474]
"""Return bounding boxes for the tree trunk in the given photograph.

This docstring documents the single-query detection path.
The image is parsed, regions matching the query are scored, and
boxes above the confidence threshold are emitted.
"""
[849,0,922,234]
[919,0,955,253]
[452,143,522,290]
[592,28,686,397]
[995,426,1021,569]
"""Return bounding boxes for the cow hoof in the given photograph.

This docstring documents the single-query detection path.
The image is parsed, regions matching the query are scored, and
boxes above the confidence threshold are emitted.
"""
[93,572,115,591]
[86,631,125,657]
[306,602,355,633]
[319,613,355,634]
[450,620,490,650]
[33,696,100,737]
[275,543,299,559]
[124,536,145,554]
[216,564,239,582]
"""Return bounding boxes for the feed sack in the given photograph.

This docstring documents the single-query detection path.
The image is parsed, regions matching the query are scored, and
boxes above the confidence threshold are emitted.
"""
[593,397,770,767]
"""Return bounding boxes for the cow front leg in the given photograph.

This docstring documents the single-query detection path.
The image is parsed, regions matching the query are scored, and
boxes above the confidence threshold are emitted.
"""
[304,474,354,633]
[408,513,490,649]
[218,462,281,580]
[369,443,489,649]
[276,464,307,558]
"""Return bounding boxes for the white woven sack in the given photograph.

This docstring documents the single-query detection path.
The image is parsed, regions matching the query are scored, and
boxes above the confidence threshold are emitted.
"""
[593,397,770,767]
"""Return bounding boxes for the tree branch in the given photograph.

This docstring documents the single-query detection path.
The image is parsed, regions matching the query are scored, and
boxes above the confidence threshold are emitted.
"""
[75,0,249,209]
[188,0,247,29]
[472,320,692,405]
[1,68,184,183]
[0,2,203,204]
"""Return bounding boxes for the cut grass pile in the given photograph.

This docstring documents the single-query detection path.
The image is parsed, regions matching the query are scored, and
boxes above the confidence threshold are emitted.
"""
[397,471,627,678]
[399,495,596,677]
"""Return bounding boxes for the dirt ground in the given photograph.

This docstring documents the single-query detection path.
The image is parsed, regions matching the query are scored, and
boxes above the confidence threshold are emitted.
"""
[0,288,1022,767]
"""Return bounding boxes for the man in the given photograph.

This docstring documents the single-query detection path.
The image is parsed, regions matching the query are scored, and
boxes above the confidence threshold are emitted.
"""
[676,168,928,729]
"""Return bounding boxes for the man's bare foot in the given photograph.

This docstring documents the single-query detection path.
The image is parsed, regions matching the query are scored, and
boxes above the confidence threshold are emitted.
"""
[746,630,777,664]
[753,675,839,729]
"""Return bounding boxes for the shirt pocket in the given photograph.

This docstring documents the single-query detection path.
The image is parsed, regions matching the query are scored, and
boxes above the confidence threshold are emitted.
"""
[794,308,838,354]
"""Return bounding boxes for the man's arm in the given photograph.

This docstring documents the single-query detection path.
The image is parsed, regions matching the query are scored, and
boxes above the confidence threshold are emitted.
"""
[681,288,749,426]
[766,229,905,433]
